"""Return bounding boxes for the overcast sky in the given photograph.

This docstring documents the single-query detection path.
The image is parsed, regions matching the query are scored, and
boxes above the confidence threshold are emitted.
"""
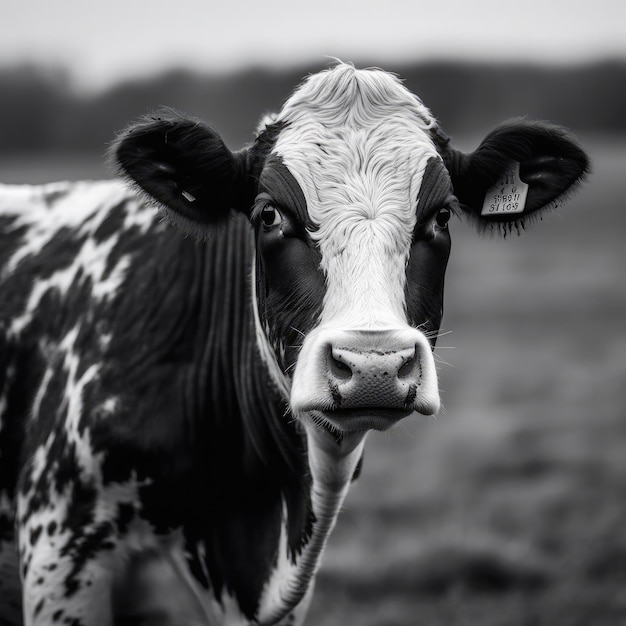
[4,0,625,91]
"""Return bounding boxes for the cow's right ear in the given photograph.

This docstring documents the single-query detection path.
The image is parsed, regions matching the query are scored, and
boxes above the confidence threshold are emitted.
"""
[109,110,253,235]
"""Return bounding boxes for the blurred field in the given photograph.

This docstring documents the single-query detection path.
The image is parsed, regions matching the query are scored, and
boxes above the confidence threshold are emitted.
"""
[1,135,624,625]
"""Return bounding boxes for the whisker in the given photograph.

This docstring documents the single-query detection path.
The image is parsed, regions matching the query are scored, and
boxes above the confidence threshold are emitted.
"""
[392,419,419,439]
[423,328,454,340]
[282,404,302,427]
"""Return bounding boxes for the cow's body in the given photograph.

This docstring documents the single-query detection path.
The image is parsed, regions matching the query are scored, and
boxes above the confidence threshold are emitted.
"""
[0,181,312,624]
[0,64,588,625]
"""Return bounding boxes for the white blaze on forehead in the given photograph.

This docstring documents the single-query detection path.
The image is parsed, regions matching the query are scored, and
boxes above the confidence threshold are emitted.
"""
[272,65,441,328]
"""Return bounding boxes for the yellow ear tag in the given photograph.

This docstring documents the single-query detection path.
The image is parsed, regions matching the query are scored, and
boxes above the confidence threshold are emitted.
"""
[481,161,528,216]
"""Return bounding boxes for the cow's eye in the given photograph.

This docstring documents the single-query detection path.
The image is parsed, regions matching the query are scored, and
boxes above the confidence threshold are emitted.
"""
[435,207,451,229]
[261,204,282,229]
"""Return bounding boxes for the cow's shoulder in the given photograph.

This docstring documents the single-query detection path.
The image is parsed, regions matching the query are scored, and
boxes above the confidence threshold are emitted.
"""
[0,180,161,332]
[0,180,169,504]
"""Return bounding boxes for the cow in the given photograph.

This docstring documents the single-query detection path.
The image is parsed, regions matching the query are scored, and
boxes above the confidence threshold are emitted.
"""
[0,62,588,625]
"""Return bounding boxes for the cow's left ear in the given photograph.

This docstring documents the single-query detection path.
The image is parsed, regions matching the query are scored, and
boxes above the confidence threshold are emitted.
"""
[441,120,589,232]
[110,110,254,235]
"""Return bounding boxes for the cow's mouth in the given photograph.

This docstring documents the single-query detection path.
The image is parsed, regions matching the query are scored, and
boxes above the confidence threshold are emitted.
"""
[311,408,414,434]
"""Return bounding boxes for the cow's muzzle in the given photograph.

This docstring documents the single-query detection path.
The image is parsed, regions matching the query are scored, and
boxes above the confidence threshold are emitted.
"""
[291,328,440,432]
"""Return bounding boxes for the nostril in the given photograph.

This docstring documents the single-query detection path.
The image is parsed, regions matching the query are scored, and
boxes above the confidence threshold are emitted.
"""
[397,348,421,381]
[329,349,353,381]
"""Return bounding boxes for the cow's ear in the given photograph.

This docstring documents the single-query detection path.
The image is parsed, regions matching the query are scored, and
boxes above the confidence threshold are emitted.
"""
[442,121,589,233]
[109,110,253,235]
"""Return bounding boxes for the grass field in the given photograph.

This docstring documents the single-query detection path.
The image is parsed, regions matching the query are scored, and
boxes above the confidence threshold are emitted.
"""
[1,135,624,625]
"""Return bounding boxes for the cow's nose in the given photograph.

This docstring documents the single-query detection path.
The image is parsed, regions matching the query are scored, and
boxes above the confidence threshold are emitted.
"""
[291,328,440,432]
[327,331,425,410]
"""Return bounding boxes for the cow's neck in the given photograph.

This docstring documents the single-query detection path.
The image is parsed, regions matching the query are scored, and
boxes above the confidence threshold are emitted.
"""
[257,426,365,624]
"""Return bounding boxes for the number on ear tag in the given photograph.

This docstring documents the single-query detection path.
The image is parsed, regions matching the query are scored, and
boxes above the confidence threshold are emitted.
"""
[481,161,528,216]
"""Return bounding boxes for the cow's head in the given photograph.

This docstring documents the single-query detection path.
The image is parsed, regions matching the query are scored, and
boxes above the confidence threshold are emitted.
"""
[111,64,588,454]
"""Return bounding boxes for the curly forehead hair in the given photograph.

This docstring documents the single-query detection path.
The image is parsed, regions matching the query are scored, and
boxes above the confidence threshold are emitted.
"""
[277,62,438,130]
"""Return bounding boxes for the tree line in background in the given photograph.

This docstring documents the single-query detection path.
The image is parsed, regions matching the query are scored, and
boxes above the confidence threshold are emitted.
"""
[0,59,624,155]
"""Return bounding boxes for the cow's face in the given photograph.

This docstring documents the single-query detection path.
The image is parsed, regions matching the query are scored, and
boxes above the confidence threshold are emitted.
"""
[251,67,451,436]
[111,63,588,448]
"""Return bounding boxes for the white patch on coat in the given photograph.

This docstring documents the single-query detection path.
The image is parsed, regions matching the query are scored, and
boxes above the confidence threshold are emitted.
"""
[29,366,54,427]
[256,500,314,626]
[257,501,299,617]
[58,326,102,473]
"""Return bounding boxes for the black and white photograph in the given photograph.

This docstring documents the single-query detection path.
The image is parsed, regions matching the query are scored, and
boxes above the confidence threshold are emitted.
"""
[0,1,624,624]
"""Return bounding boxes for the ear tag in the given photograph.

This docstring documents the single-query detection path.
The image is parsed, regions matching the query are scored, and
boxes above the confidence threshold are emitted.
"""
[481,161,528,216]
[181,190,196,203]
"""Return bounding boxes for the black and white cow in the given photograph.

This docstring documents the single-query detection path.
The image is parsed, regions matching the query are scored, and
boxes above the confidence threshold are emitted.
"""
[0,63,588,625]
